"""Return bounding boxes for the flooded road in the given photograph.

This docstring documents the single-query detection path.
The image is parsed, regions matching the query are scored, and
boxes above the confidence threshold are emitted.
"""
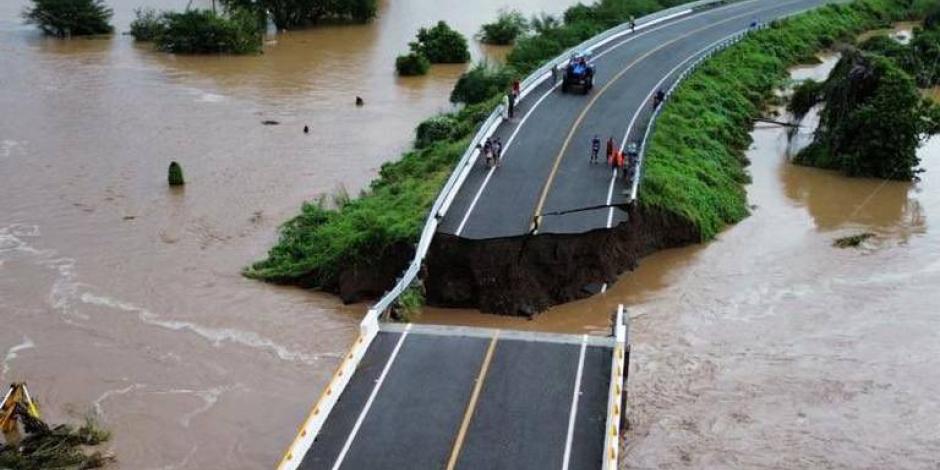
[0,0,575,468]
[424,57,940,467]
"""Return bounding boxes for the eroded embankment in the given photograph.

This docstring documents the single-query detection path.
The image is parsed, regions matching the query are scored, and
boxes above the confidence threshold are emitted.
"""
[426,205,699,315]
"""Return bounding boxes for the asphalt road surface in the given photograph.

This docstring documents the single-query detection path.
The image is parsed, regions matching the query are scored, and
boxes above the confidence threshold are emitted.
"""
[298,328,613,470]
[438,0,836,240]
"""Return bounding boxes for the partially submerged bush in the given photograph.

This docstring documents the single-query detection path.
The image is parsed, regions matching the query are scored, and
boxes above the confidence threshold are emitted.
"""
[450,63,514,105]
[479,9,529,45]
[22,0,113,37]
[130,7,164,42]
[395,52,430,76]
[410,21,470,64]
[221,0,377,30]
[155,9,262,54]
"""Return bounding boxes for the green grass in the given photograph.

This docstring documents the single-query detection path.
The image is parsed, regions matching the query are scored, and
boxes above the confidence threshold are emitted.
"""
[640,0,930,240]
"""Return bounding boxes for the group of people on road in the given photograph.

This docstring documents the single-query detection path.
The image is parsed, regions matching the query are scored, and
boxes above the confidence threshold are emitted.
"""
[591,134,638,183]
[480,136,503,168]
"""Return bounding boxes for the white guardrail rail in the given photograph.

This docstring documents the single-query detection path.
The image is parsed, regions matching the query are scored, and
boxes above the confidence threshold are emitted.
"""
[277,1,741,468]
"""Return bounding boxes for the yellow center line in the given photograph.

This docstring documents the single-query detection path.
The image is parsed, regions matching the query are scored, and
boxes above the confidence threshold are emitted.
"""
[529,2,797,231]
[446,330,500,470]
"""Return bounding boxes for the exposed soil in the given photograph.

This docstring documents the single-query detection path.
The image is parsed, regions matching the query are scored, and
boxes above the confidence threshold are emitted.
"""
[425,204,700,316]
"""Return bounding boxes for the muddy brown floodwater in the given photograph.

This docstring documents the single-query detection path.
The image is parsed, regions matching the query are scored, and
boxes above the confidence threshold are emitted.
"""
[0,0,577,468]
[423,57,940,467]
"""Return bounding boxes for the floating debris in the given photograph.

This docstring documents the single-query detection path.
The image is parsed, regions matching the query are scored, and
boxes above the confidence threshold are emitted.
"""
[833,232,875,248]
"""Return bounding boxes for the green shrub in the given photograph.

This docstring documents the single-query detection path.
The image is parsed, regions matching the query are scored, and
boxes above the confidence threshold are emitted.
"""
[479,9,529,45]
[155,9,261,54]
[410,21,470,64]
[416,116,458,148]
[221,0,378,30]
[395,52,431,76]
[130,7,165,42]
[22,0,113,37]
[450,63,514,105]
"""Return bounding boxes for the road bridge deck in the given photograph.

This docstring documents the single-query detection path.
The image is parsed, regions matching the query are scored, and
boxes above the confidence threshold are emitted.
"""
[293,324,619,470]
[438,0,835,240]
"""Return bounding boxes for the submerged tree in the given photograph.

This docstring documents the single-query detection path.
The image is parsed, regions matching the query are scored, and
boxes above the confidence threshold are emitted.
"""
[409,21,470,64]
[221,0,377,30]
[22,0,113,37]
[793,49,937,180]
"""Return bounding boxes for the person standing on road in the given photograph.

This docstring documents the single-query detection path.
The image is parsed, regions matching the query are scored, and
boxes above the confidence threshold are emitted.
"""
[551,63,559,85]
[507,90,516,119]
[613,148,625,178]
[591,135,601,164]
[512,79,521,98]
[629,15,636,33]
[606,137,614,161]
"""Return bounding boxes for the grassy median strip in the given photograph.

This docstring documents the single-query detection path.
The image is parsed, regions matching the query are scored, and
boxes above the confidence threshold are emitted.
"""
[640,0,935,240]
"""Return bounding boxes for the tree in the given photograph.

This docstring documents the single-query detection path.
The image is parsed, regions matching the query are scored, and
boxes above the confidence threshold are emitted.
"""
[410,21,470,64]
[221,0,377,30]
[794,50,934,180]
[479,9,528,45]
[22,0,113,37]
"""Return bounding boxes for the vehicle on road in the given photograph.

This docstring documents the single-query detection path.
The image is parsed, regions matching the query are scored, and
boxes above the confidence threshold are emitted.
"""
[561,52,595,94]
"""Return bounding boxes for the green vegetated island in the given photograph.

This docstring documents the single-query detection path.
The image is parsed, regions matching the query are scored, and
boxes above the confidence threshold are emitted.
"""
[248,0,940,308]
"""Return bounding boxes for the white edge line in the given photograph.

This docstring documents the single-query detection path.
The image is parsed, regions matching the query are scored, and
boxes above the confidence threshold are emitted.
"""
[561,335,589,470]
[331,324,413,470]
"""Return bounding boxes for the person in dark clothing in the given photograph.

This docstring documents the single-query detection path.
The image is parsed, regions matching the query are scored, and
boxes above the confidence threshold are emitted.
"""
[606,137,615,161]
[303,125,309,134]
[508,91,516,119]
[653,89,666,109]
[591,135,601,164]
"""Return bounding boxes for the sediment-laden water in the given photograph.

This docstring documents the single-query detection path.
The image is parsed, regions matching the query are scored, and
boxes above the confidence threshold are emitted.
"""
[0,0,575,468]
